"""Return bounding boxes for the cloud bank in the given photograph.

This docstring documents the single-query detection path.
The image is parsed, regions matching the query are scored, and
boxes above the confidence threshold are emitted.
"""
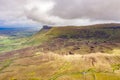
[0,0,120,26]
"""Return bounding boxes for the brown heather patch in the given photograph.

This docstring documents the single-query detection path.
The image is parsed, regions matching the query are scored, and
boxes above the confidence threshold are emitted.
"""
[0,51,120,80]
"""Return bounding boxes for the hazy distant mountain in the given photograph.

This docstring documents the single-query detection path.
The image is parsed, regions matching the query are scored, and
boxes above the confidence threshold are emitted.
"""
[0,27,39,38]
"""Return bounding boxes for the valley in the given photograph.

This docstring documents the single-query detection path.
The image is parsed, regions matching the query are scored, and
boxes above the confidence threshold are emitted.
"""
[0,27,39,53]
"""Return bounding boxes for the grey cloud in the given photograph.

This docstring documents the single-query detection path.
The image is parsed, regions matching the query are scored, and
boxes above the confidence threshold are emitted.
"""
[0,0,36,26]
[25,7,54,25]
[1,0,120,26]
[51,0,120,21]
[25,0,120,25]
[0,0,26,20]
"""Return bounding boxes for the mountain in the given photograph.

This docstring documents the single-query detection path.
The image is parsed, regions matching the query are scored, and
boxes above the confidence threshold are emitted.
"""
[0,23,120,80]
[27,23,120,54]
[31,23,120,42]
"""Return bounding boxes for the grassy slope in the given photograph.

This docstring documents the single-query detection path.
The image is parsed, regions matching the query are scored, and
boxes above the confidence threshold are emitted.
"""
[0,52,120,80]
[0,23,120,80]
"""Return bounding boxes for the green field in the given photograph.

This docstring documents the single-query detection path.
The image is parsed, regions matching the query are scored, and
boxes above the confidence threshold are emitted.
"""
[0,37,27,53]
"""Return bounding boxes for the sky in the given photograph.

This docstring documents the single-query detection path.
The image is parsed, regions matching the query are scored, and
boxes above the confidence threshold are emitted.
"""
[0,0,120,27]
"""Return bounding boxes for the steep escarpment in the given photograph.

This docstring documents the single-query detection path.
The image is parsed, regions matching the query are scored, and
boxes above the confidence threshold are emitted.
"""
[27,23,120,54]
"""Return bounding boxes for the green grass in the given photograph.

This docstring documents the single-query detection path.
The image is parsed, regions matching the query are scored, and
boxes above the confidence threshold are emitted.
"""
[0,37,28,53]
